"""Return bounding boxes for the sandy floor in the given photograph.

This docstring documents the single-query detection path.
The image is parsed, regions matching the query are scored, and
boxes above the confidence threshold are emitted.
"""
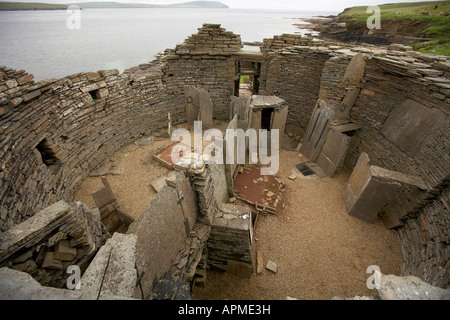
[74,121,403,299]
[74,136,176,219]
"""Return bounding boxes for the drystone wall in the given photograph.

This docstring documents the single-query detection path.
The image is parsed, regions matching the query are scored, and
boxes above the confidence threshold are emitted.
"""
[396,186,449,288]
[263,49,331,134]
[0,63,182,233]
[160,24,242,121]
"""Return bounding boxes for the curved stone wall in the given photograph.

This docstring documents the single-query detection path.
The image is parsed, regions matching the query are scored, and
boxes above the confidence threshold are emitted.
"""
[0,63,183,233]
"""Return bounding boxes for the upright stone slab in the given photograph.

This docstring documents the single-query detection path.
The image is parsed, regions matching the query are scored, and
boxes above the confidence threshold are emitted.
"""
[300,100,335,161]
[230,96,250,129]
[271,105,289,145]
[343,152,401,223]
[184,86,200,128]
[198,88,213,129]
[316,129,351,177]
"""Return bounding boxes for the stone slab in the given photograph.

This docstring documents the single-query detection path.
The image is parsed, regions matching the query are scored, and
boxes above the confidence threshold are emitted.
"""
[380,99,446,157]
[256,250,263,274]
[300,100,335,161]
[344,152,402,224]
[316,129,351,177]
[98,233,137,299]
[265,260,278,273]
[91,178,116,209]
[0,267,82,300]
[198,88,213,129]
[370,166,428,190]
[151,171,176,193]
[0,201,71,263]
[80,233,137,300]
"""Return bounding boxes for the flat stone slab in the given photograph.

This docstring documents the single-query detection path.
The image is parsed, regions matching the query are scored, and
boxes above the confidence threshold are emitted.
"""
[0,267,82,300]
[265,260,278,273]
[151,171,177,193]
[80,233,137,300]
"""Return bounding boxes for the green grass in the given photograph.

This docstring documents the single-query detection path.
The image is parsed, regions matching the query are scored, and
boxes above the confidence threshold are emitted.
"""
[340,1,450,17]
[240,75,249,84]
[411,38,450,55]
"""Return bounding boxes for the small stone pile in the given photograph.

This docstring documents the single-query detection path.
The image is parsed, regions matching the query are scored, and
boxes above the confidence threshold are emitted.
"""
[0,201,108,288]
[207,203,254,274]
[260,34,313,54]
[175,158,216,226]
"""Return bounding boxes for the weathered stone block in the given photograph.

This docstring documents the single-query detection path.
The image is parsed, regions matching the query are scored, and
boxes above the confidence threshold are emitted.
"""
[344,152,401,223]
[96,88,109,99]
[17,74,34,85]
[41,252,62,270]
[8,97,23,109]
[54,240,77,261]
[86,72,101,80]
[22,89,41,102]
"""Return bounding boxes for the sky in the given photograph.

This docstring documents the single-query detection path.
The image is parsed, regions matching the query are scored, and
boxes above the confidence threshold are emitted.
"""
[0,0,442,12]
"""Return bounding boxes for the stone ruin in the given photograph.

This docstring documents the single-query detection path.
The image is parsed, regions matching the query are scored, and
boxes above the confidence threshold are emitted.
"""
[0,23,449,299]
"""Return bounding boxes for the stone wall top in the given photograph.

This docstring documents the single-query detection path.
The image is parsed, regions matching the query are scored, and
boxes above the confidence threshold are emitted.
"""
[175,23,243,56]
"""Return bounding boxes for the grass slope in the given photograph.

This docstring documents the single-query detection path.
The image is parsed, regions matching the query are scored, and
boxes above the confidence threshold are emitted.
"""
[339,1,450,56]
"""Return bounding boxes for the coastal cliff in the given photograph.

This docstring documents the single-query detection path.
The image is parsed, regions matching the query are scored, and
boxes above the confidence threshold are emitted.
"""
[306,1,450,56]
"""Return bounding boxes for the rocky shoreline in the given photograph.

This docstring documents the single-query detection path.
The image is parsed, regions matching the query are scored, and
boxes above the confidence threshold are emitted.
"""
[297,15,434,47]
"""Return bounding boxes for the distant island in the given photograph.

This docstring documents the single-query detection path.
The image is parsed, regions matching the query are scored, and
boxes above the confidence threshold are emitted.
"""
[0,1,229,10]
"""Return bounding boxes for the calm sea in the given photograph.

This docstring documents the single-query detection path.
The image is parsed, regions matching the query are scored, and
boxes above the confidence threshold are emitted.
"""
[0,8,337,81]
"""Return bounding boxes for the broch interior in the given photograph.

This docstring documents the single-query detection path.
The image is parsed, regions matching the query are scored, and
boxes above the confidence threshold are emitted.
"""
[0,24,449,300]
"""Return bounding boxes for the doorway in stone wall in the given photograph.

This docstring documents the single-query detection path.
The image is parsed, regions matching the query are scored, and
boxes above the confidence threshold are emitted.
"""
[261,107,274,131]
[234,60,261,97]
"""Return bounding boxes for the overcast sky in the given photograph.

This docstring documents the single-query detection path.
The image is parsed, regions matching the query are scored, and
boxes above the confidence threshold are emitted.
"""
[2,0,441,12]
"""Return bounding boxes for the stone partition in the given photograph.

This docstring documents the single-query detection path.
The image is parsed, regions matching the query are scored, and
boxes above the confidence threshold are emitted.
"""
[126,171,198,299]
[310,46,449,288]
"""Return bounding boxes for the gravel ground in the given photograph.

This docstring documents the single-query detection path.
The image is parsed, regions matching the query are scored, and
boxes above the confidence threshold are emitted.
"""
[74,123,403,299]
[74,137,176,219]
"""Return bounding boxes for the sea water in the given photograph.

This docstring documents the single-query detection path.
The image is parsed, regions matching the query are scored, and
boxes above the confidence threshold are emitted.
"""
[0,8,337,80]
